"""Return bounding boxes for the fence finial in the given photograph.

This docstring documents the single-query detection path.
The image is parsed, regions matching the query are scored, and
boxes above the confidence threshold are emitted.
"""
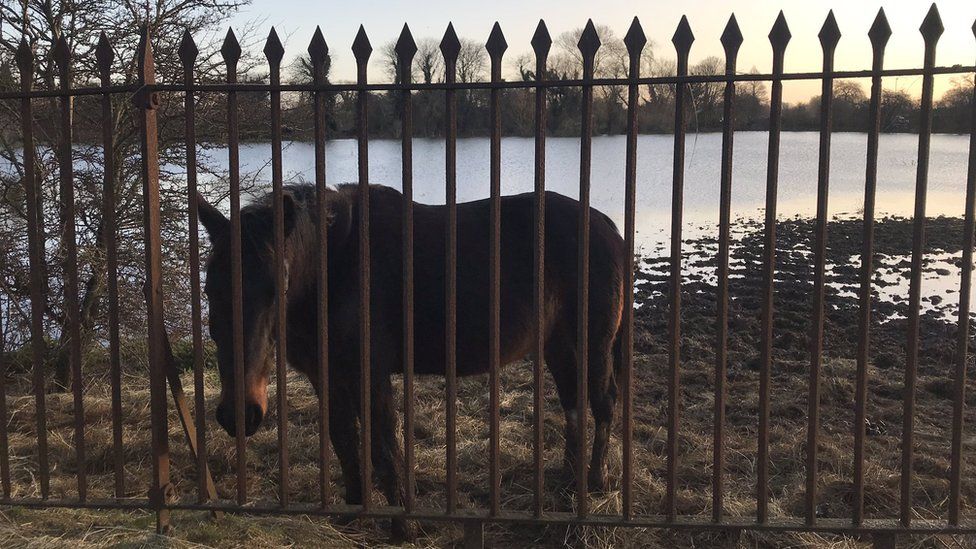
[264,27,285,67]
[819,10,841,52]
[395,23,416,84]
[869,8,892,50]
[624,17,646,59]
[672,16,694,58]
[221,28,242,69]
[352,25,372,64]
[769,11,792,52]
[95,32,114,78]
[440,23,460,64]
[15,37,33,77]
[136,24,155,85]
[531,20,551,59]
[178,30,198,70]
[53,35,70,73]
[919,3,943,44]
[578,19,601,60]
[721,14,743,61]
[486,22,507,62]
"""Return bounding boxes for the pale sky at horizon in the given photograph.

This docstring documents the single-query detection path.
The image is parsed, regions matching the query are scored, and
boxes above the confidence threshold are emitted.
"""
[228,0,976,103]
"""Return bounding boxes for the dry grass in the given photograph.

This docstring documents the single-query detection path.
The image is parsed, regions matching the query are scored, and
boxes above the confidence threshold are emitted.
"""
[2,338,976,548]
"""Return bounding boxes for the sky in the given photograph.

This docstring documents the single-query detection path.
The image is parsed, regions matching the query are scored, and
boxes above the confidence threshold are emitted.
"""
[228,0,976,103]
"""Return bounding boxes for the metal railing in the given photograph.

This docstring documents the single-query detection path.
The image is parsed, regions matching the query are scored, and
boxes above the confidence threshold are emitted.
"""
[2,4,976,548]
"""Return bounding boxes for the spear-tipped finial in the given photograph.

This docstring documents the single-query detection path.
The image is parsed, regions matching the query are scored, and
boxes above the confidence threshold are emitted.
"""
[818,10,841,51]
[769,11,792,52]
[178,30,198,68]
[264,27,285,66]
[868,8,892,50]
[221,28,242,66]
[95,32,114,76]
[15,37,33,74]
[440,23,460,63]
[578,19,601,59]
[919,3,944,44]
[486,21,507,61]
[624,17,647,58]
[531,20,551,59]
[395,23,417,61]
[672,16,695,56]
[352,25,372,63]
[53,36,70,71]
[721,14,743,60]
[307,26,329,66]
[136,24,155,86]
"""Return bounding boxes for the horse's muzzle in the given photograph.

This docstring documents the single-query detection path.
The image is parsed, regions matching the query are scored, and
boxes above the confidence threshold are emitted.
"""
[216,400,264,437]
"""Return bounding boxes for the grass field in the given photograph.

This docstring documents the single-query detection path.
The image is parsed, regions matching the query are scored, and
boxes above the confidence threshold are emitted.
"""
[2,216,976,548]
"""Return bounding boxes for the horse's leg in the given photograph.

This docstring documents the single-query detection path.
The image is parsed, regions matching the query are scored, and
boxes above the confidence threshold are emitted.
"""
[329,380,363,506]
[586,333,619,493]
[545,330,580,476]
[370,374,412,542]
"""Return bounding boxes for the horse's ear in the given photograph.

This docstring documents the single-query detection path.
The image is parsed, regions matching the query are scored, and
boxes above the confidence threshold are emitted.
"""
[197,192,229,238]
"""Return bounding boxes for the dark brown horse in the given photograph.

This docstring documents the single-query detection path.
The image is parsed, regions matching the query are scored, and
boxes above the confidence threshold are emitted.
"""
[198,183,626,538]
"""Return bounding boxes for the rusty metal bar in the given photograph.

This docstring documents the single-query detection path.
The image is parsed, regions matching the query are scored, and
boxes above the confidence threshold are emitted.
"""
[440,24,460,515]
[95,33,124,500]
[307,27,332,509]
[713,15,741,524]
[805,13,839,527]
[486,22,506,517]
[759,12,790,523]
[220,28,248,506]
[531,20,551,519]
[902,6,943,527]
[949,24,976,528]
[0,275,8,499]
[854,9,890,527]
[53,37,86,502]
[264,28,289,507]
[350,26,374,513]
[136,25,171,534]
[352,26,373,511]
[15,38,49,500]
[395,25,417,514]
[178,29,207,505]
[668,17,694,522]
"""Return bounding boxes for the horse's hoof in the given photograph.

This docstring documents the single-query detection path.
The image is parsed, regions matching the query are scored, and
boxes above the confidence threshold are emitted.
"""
[390,518,417,544]
[587,469,609,493]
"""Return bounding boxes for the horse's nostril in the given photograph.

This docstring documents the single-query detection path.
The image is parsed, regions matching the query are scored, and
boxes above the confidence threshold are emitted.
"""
[244,403,264,436]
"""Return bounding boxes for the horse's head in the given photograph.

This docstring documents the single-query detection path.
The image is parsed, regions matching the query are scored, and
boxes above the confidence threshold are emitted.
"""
[197,192,295,437]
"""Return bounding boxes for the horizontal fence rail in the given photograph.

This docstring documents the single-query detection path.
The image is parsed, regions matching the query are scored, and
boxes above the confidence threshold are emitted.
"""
[1,4,975,547]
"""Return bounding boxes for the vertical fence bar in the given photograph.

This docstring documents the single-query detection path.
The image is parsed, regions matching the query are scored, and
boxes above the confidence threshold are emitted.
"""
[307,27,332,509]
[668,17,693,522]
[949,19,976,528]
[15,38,48,500]
[714,15,742,524]
[902,6,943,527]
[220,29,248,506]
[177,29,207,505]
[264,28,289,507]
[136,25,171,533]
[806,12,840,526]
[759,12,790,523]
[352,26,373,512]
[621,18,645,521]
[440,24,460,515]
[854,9,890,527]
[530,20,551,519]
[95,33,124,499]
[486,22,507,517]
[394,26,417,514]
[0,284,7,499]
[574,21,598,520]
[53,37,87,502]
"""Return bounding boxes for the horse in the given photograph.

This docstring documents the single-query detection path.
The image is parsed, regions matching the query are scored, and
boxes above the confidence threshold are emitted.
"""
[197,183,626,540]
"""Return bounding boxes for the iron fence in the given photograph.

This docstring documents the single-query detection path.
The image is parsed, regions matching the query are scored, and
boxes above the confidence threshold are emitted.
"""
[1,4,976,548]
